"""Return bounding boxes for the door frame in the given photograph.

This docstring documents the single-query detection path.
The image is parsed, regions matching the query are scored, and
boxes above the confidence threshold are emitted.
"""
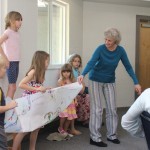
[136,15,150,81]
[135,15,150,97]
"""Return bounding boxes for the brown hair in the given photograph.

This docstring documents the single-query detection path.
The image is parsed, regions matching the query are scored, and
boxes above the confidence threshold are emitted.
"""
[26,51,50,83]
[67,54,82,68]
[60,63,74,82]
[5,11,22,29]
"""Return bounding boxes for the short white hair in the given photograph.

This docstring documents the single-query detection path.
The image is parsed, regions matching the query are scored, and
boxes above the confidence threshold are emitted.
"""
[104,28,121,45]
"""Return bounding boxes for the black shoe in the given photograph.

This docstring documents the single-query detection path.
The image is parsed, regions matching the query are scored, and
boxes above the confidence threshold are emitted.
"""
[102,122,105,126]
[90,138,107,147]
[107,138,120,144]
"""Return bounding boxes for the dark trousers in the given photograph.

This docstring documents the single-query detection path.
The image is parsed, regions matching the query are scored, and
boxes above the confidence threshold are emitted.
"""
[141,111,150,150]
[0,127,8,150]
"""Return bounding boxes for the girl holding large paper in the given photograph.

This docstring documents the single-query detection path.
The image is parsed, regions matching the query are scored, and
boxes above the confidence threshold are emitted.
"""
[12,51,50,150]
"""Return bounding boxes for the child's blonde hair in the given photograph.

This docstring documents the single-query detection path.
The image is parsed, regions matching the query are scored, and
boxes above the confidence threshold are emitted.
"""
[26,51,50,83]
[60,63,74,82]
[5,11,22,29]
[67,54,82,68]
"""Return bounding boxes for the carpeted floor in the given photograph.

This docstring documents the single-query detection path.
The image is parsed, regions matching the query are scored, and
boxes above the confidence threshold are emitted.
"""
[9,107,148,150]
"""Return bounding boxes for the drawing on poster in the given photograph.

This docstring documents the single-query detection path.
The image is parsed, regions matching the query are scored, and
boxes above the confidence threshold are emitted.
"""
[5,82,82,132]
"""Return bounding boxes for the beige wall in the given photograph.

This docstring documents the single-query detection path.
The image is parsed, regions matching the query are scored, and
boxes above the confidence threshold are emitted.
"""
[1,0,150,107]
[0,0,37,97]
[82,2,150,107]
[0,0,83,98]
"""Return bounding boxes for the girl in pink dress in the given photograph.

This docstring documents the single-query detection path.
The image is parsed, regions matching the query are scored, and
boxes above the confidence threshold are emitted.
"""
[58,63,81,136]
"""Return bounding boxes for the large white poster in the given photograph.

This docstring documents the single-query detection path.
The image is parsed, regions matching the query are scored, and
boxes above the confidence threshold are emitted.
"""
[5,82,82,133]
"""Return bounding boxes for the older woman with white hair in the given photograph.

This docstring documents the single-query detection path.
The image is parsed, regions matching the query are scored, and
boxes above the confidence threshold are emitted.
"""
[77,28,141,147]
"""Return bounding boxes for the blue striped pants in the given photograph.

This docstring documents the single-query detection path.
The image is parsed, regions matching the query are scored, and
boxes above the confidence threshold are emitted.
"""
[89,80,118,142]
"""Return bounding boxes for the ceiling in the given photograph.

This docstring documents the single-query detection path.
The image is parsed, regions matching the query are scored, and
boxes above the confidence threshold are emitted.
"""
[82,0,150,7]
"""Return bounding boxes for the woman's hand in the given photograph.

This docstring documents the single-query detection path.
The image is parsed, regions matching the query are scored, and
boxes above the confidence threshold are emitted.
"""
[77,75,84,84]
[135,84,142,95]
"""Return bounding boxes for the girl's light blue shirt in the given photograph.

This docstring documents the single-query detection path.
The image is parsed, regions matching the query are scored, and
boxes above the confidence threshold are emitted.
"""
[73,68,79,80]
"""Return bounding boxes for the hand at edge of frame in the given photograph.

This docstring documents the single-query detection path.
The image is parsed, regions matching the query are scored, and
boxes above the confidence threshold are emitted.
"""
[135,84,142,95]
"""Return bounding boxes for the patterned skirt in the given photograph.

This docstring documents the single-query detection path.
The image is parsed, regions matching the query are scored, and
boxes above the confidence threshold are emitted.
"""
[59,100,77,120]
[76,94,90,122]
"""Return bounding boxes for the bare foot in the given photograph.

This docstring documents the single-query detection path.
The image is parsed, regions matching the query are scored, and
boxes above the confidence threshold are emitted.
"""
[70,129,82,135]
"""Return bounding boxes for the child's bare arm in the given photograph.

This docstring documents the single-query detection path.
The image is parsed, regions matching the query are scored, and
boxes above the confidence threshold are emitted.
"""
[36,86,47,92]
[58,79,63,86]
[19,69,38,91]
[0,45,9,67]
[46,87,53,90]
[0,100,17,113]
[74,98,78,106]
[19,69,49,93]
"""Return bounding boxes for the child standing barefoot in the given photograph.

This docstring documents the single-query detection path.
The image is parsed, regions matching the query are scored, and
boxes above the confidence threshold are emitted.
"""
[68,54,90,128]
[0,11,22,100]
[58,63,81,136]
[0,12,22,149]
[12,51,50,150]
[0,52,17,150]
